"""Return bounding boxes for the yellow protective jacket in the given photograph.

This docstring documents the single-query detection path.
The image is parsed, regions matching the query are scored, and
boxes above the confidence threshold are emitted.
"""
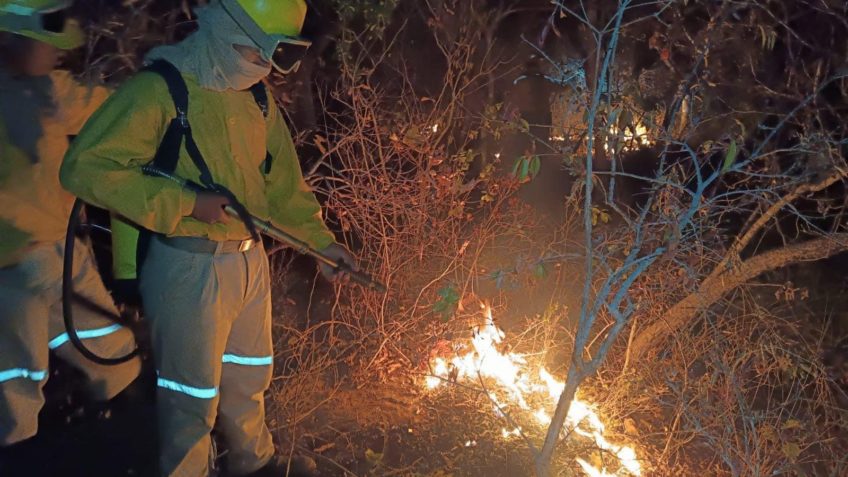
[0,69,109,267]
[60,71,336,270]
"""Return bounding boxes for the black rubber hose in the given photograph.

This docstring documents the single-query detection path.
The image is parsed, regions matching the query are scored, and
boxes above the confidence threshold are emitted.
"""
[63,198,139,365]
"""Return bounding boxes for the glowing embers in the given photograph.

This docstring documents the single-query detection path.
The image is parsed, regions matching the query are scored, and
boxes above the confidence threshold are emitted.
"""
[604,122,654,153]
[548,121,655,154]
[425,306,641,476]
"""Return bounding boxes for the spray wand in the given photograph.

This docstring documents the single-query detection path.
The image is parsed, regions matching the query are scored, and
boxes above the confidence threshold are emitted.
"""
[143,165,387,293]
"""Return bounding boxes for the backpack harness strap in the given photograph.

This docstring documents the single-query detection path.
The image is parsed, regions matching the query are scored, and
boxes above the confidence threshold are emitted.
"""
[141,59,266,242]
[248,82,275,175]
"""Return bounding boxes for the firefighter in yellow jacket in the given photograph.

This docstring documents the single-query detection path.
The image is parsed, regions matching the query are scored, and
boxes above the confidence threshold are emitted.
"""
[0,0,140,446]
[61,1,354,475]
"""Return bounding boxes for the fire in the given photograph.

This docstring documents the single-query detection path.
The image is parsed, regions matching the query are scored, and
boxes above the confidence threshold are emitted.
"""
[549,122,654,153]
[604,122,654,152]
[577,459,618,477]
[425,306,641,476]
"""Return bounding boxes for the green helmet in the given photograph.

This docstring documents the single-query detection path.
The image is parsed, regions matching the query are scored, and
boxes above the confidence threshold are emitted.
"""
[219,0,311,74]
[0,0,83,50]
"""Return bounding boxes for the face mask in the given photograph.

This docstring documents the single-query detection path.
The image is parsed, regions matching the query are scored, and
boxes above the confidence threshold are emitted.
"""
[211,42,271,91]
[144,5,272,92]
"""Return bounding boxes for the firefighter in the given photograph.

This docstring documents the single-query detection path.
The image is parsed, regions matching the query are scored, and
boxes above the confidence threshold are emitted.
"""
[61,1,354,475]
[0,0,141,446]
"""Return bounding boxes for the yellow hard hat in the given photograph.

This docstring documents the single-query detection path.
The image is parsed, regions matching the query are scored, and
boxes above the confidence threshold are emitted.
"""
[219,0,311,74]
[0,0,83,50]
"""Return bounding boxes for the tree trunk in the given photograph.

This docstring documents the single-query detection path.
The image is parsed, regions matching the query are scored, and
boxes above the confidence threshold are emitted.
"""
[535,365,582,477]
[631,233,848,359]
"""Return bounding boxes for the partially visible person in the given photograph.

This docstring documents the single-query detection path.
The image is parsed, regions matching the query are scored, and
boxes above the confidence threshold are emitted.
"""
[0,0,140,447]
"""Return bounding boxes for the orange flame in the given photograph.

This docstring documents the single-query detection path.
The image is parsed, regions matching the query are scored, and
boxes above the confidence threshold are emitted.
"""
[425,306,641,476]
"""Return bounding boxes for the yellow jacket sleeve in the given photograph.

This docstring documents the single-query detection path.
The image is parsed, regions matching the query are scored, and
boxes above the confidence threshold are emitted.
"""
[264,101,336,251]
[60,72,196,234]
[50,70,111,136]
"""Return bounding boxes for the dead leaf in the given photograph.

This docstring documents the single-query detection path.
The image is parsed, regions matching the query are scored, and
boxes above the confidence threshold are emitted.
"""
[782,442,801,461]
[365,448,383,466]
[782,419,802,430]
[313,442,335,453]
[313,134,328,156]
[760,424,778,442]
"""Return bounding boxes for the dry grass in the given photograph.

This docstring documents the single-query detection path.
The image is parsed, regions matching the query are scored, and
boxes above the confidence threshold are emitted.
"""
[591,295,848,476]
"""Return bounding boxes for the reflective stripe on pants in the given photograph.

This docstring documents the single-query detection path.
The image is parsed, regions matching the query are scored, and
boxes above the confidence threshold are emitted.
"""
[141,237,274,477]
[0,368,47,383]
[0,241,140,445]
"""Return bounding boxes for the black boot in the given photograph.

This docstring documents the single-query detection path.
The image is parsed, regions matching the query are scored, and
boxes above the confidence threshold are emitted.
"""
[244,455,318,477]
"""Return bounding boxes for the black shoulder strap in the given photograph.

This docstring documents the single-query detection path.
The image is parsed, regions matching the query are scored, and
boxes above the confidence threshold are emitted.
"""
[249,81,275,175]
[145,60,189,117]
[141,59,260,241]
[249,82,269,118]
[143,59,189,174]
[142,59,215,187]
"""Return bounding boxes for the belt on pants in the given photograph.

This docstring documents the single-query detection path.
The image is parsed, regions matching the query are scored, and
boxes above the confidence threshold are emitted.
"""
[157,235,257,255]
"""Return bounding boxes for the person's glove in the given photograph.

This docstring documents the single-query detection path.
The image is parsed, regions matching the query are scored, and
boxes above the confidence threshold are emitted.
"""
[318,243,358,282]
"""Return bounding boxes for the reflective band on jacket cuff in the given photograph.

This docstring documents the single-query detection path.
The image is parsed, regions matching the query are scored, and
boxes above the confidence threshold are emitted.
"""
[0,368,47,383]
[222,354,273,366]
[48,324,123,350]
[156,376,218,399]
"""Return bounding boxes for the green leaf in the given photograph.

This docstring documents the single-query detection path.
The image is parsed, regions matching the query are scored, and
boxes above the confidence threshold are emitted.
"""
[721,140,738,173]
[513,156,536,182]
[528,155,541,179]
[520,156,530,180]
[533,263,548,278]
[511,157,522,176]
[437,286,459,301]
[434,285,460,321]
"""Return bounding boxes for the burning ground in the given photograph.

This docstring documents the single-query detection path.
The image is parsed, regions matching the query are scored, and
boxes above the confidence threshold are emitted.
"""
[259,266,649,477]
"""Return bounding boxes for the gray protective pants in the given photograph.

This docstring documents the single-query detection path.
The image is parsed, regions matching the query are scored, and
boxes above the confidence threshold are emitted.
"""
[0,240,140,445]
[140,236,274,477]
